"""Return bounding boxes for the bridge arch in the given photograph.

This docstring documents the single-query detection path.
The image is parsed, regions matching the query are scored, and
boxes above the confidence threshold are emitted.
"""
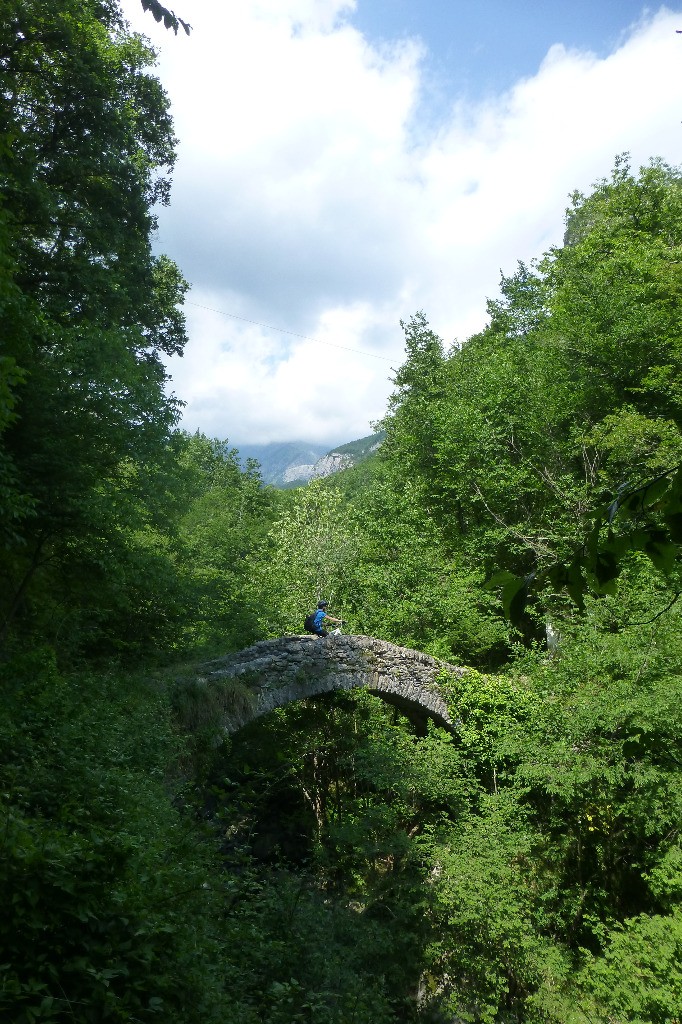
[201,634,466,735]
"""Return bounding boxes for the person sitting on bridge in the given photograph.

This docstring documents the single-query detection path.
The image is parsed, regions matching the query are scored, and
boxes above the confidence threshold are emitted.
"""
[311,600,344,637]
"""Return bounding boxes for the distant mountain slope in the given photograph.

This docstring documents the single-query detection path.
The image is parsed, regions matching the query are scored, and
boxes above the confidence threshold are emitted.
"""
[330,433,385,462]
[305,432,384,484]
[235,441,330,486]
[237,432,384,487]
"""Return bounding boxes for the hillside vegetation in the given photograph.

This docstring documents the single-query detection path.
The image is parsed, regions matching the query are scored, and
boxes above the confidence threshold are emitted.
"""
[1,3,682,1022]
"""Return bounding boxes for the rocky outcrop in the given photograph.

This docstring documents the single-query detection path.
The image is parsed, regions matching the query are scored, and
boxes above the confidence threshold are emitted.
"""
[200,634,467,734]
[310,452,353,479]
[282,462,316,483]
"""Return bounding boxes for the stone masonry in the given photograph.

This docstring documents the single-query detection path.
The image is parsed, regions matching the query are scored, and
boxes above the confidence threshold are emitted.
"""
[203,634,468,735]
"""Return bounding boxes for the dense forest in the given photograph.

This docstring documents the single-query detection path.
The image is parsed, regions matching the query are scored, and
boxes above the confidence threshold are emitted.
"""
[2,2,682,1022]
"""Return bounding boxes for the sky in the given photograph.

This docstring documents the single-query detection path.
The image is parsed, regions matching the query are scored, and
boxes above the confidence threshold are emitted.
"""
[119,0,682,446]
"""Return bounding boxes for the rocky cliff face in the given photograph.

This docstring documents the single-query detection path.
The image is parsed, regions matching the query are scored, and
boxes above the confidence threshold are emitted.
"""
[279,452,350,484]
[282,462,316,483]
[237,432,384,487]
[236,442,328,486]
[310,451,353,479]
[303,432,384,483]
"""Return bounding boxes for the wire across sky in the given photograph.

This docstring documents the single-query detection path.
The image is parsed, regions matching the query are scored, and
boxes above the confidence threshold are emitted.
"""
[185,300,396,363]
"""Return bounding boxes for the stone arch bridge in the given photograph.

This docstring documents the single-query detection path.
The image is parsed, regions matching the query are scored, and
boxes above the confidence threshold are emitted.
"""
[202,634,467,735]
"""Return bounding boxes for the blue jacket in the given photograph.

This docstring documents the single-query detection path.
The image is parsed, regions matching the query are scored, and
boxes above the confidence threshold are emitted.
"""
[313,609,327,632]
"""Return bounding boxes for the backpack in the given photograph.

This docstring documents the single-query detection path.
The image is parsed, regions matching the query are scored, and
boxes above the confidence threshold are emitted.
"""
[304,612,317,633]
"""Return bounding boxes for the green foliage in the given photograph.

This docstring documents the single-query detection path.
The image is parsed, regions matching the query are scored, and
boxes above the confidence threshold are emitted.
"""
[0,650,228,1024]
[382,160,682,634]
[254,480,358,636]
[173,432,279,652]
[210,690,475,1021]
[423,795,565,1024]
[0,354,32,543]
[0,0,190,649]
[573,909,682,1023]
[505,598,682,925]
[3,44,682,1020]
[438,668,539,788]
[324,460,511,666]
[487,460,682,624]
[213,849,414,1024]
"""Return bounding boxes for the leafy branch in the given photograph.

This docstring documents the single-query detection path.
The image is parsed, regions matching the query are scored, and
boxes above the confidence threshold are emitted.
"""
[486,462,682,624]
[140,0,191,35]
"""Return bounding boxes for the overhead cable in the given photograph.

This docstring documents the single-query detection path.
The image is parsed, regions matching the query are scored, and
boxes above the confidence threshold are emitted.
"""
[185,300,395,362]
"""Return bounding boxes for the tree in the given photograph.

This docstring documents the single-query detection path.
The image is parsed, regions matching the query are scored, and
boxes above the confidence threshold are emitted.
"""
[173,432,279,652]
[379,161,682,629]
[254,480,358,637]
[0,0,189,647]
[486,160,682,621]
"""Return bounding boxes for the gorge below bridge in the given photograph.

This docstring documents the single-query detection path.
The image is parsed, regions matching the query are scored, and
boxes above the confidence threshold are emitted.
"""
[201,634,468,735]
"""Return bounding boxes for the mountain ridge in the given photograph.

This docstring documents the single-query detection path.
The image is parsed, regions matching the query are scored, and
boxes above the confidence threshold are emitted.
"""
[237,432,384,487]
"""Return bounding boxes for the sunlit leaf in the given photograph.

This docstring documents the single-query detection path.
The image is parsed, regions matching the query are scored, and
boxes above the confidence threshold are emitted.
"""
[483,570,520,591]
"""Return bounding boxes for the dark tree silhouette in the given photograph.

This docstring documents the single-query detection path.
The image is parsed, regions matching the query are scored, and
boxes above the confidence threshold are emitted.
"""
[140,0,191,34]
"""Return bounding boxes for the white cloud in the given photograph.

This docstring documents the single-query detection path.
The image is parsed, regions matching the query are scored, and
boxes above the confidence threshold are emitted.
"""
[120,0,682,444]
[166,297,398,443]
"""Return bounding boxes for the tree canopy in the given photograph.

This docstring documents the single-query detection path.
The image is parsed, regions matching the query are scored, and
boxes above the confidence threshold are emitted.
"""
[0,0,188,645]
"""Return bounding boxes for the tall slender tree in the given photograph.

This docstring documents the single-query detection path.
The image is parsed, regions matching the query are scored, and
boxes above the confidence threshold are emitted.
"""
[0,0,188,645]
